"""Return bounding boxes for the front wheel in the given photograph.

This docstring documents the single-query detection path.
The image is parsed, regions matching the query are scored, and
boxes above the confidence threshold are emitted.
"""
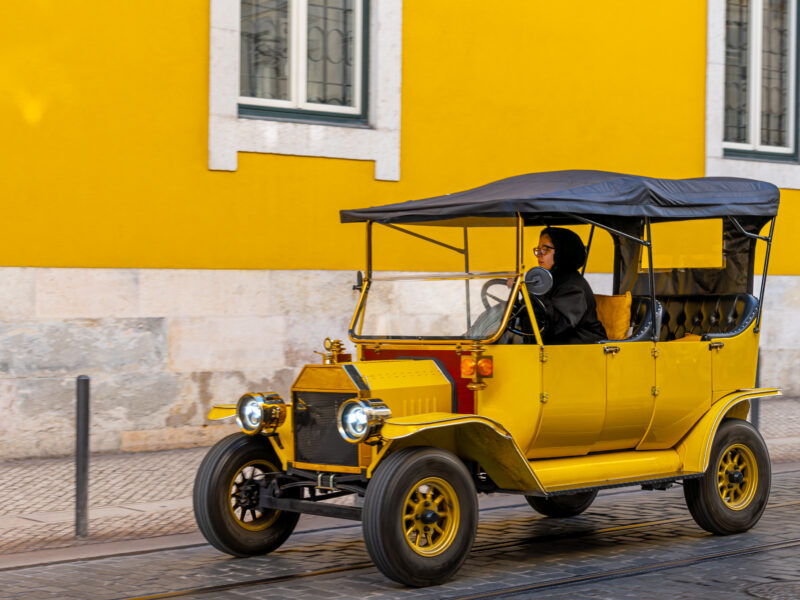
[362,447,478,587]
[525,490,598,518]
[684,419,771,535]
[193,433,300,557]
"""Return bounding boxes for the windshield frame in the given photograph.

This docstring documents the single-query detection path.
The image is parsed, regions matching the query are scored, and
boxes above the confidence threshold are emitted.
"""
[349,216,524,344]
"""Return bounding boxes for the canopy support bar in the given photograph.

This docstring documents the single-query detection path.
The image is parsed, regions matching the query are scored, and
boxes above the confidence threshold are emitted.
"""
[581,225,595,276]
[565,214,649,246]
[645,218,658,343]
[366,221,373,278]
[380,223,466,254]
[464,227,471,329]
[728,216,772,242]
[755,217,776,333]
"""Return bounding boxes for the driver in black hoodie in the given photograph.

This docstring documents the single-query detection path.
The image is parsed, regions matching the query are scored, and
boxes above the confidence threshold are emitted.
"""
[531,227,607,345]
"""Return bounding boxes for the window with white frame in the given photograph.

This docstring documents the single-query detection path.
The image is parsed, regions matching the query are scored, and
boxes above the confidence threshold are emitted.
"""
[723,0,797,157]
[239,0,367,121]
[208,0,401,180]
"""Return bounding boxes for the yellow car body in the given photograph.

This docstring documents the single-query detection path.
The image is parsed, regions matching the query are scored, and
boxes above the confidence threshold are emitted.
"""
[209,323,779,495]
[196,171,781,586]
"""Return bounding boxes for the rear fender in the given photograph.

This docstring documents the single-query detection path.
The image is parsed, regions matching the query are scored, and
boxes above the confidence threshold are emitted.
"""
[675,387,781,473]
[373,413,544,494]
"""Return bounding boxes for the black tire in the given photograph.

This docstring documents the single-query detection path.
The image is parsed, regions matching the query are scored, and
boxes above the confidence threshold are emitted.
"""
[684,418,771,535]
[193,433,300,557]
[524,490,598,518]
[362,447,478,587]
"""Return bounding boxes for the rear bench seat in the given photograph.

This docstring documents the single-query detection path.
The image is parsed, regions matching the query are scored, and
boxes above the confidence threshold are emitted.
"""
[656,294,758,341]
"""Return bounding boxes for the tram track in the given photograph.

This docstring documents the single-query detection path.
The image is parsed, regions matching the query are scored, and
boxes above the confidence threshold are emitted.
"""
[118,497,800,600]
[5,464,794,575]
[447,536,800,600]
[13,465,799,571]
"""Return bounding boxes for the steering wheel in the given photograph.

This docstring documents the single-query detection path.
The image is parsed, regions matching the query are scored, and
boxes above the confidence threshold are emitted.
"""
[506,290,550,338]
[479,278,549,338]
[481,278,511,309]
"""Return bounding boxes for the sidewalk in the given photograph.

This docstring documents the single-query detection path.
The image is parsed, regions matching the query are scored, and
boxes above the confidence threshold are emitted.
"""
[0,398,798,561]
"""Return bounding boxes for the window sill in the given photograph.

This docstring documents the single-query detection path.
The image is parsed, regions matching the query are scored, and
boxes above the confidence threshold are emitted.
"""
[722,148,799,163]
[238,105,370,128]
[706,155,800,190]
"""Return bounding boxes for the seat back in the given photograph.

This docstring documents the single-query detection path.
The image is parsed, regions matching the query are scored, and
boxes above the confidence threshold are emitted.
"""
[657,294,758,341]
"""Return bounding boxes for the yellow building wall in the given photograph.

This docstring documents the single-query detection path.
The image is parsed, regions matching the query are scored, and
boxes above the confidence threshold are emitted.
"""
[0,1,796,273]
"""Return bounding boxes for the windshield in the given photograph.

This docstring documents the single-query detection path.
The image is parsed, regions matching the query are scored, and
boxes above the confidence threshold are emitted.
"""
[355,273,516,340]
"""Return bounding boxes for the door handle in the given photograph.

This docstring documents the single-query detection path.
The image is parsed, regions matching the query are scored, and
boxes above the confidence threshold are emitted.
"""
[708,341,724,350]
[603,345,621,355]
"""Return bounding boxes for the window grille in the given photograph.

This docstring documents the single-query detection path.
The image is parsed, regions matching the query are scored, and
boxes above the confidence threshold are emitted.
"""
[239,0,366,121]
[723,0,797,156]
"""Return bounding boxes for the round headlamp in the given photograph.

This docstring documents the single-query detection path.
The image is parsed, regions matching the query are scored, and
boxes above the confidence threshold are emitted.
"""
[236,393,286,435]
[337,398,391,444]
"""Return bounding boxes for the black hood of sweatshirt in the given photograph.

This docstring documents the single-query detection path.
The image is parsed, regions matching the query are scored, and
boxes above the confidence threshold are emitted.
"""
[542,227,586,274]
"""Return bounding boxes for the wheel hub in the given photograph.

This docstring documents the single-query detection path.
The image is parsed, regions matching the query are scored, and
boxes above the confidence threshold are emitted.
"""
[726,470,744,485]
[236,481,260,509]
[419,509,440,525]
[228,460,281,532]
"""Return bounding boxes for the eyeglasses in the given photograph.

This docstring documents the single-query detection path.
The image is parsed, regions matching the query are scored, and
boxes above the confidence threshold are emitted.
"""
[533,245,554,257]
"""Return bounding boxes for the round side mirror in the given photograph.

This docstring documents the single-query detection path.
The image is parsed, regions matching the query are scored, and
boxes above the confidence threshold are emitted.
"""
[524,267,553,295]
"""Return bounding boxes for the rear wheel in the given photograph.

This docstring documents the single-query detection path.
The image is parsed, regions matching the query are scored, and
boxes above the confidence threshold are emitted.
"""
[193,433,300,556]
[525,490,597,518]
[362,447,478,587]
[684,419,770,535]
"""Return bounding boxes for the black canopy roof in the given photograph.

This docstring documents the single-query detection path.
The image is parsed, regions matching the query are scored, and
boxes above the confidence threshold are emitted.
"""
[340,170,780,224]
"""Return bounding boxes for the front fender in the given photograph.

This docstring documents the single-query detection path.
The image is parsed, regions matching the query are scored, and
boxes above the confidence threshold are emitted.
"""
[374,413,545,494]
[207,404,236,420]
[675,387,781,473]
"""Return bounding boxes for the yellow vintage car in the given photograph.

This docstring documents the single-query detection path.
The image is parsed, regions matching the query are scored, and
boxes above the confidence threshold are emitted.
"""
[193,170,780,587]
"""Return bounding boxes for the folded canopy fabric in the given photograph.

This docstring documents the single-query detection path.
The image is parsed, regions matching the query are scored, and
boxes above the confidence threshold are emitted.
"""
[339,170,780,224]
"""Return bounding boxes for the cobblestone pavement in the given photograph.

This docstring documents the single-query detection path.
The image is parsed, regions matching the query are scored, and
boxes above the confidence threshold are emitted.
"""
[0,465,798,600]
[0,398,797,558]
[0,448,205,555]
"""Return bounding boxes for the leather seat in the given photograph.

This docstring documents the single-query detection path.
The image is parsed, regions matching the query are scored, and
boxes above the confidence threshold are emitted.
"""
[656,294,758,341]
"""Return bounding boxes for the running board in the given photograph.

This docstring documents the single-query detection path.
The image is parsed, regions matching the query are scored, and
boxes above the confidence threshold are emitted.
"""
[529,449,702,494]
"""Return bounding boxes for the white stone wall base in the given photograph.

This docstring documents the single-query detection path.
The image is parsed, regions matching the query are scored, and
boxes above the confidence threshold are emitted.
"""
[0,268,796,459]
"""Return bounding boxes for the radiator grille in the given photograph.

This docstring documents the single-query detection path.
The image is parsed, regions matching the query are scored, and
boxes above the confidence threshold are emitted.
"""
[293,391,359,467]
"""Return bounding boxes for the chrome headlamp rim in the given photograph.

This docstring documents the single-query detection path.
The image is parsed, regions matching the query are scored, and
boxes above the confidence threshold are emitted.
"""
[337,398,391,444]
[236,393,287,435]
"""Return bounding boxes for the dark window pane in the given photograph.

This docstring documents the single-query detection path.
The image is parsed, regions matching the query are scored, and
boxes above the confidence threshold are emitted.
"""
[241,0,290,100]
[724,0,750,143]
[761,0,790,146]
[307,0,354,106]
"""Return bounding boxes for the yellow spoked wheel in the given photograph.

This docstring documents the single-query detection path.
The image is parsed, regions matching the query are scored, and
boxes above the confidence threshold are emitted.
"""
[684,419,770,536]
[228,460,281,531]
[716,443,758,511]
[363,447,478,587]
[402,477,460,557]
[194,433,300,557]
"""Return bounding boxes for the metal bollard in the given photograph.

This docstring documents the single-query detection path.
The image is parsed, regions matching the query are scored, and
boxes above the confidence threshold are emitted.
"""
[76,375,90,538]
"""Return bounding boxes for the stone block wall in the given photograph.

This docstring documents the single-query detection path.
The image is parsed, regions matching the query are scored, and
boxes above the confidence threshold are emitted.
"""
[0,268,796,459]
[755,275,800,393]
[0,268,360,458]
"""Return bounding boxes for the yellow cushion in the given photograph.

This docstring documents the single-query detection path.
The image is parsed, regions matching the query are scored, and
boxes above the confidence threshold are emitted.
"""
[594,292,632,340]
[674,333,702,342]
